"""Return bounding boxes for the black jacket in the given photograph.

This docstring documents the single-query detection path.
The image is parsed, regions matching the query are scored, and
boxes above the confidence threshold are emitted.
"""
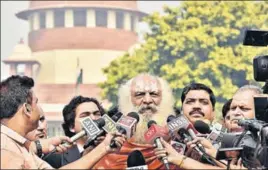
[44,145,81,168]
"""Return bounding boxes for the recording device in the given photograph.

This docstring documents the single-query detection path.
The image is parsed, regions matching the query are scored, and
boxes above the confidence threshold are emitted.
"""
[238,119,266,132]
[167,116,217,165]
[126,150,148,170]
[116,112,139,138]
[194,120,226,149]
[243,29,268,47]
[218,130,268,168]
[254,97,268,123]
[110,126,127,148]
[166,115,199,142]
[144,121,170,170]
[72,118,105,149]
[43,117,105,159]
[102,114,118,133]
[84,114,120,149]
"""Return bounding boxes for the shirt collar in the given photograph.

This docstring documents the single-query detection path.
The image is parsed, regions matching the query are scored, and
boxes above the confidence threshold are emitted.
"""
[1,124,27,145]
[77,143,84,153]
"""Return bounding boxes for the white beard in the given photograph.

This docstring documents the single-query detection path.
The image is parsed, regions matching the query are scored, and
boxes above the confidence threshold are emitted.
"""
[131,107,172,144]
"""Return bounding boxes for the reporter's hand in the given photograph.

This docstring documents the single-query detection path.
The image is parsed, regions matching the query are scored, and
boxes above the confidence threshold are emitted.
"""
[154,138,184,164]
[185,137,217,158]
[101,132,126,153]
[230,158,247,169]
[39,136,73,154]
[82,136,106,156]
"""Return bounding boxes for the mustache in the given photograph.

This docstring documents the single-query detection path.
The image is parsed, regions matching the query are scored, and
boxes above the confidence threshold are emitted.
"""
[138,105,158,113]
[189,109,205,117]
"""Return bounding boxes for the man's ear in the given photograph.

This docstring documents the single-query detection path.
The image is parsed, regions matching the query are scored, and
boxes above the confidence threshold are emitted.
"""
[23,103,32,117]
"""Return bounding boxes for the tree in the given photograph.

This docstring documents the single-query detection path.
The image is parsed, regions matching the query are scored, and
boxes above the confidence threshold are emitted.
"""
[99,1,268,117]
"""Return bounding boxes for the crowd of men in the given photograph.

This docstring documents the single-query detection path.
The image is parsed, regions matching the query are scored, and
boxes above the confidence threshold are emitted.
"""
[0,73,267,169]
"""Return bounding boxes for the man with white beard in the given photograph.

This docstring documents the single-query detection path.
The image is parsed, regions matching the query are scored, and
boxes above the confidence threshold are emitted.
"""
[93,73,177,169]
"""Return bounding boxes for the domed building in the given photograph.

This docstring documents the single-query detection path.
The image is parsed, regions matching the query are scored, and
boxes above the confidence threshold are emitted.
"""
[3,1,146,137]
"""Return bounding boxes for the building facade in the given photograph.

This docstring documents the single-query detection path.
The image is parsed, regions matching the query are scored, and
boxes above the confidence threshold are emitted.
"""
[3,1,145,137]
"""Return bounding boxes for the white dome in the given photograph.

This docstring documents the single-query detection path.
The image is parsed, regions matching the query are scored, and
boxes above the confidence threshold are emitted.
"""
[9,40,32,60]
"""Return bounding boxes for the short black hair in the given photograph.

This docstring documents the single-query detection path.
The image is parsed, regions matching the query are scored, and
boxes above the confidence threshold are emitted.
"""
[0,75,34,119]
[222,99,232,119]
[181,83,216,109]
[62,96,105,137]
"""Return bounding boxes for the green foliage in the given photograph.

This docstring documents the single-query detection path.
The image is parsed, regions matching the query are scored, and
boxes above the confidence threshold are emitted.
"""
[99,1,268,117]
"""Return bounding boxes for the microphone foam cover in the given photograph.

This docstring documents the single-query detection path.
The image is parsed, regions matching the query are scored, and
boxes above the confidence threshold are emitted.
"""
[127,150,146,167]
[147,120,157,128]
[94,118,106,128]
[127,112,140,123]
[194,120,211,134]
[167,115,176,123]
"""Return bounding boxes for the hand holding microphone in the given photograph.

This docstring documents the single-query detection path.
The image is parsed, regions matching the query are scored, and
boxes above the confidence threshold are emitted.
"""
[185,137,217,158]
[154,138,187,167]
[101,131,126,153]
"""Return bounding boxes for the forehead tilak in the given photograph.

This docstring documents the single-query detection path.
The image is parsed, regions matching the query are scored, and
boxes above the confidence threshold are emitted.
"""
[133,78,159,92]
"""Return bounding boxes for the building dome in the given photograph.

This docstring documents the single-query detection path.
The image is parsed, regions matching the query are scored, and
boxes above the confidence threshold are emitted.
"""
[15,1,146,52]
[16,1,143,20]
[3,39,38,64]
[9,39,32,59]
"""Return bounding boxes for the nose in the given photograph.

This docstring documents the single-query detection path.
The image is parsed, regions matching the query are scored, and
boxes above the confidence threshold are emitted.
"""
[37,121,45,130]
[230,108,243,120]
[193,101,201,109]
[143,93,153,104]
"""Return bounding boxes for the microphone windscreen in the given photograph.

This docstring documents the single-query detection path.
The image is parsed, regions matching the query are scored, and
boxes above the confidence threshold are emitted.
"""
[194,120,211,134]
[147,120,157,128]
[167,115,176,123]
[111,112,123,122]
[94,118,106,128]
[127,112,140,123]
[107,105,119,117]
[127,150,146,167]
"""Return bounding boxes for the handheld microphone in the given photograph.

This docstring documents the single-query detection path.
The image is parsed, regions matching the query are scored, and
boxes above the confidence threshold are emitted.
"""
[68,117,105,146]
[126,150,148,170]
[144,121,170,170]
[109,126,127,148]
[194,120,226,149]
[84,113,121,149]
[116,112,139,138]
[167,116,217,165]
[44,117,105,159]
[167,115,199,140]
[102,114,118,133]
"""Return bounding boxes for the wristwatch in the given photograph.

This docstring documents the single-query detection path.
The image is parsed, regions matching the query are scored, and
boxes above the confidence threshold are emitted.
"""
[35,140,43,157]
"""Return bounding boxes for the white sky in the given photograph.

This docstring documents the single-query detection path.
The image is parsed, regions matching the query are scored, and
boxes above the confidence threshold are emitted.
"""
[0,1,181,80]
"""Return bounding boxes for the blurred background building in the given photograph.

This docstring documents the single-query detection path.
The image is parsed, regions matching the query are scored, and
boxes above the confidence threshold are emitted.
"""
[2,1,146,137]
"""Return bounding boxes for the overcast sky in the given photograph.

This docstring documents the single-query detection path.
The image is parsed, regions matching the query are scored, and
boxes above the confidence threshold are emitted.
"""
[0,1,181,80]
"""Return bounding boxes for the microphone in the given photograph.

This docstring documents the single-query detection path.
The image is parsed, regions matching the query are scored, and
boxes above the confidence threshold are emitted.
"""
[116,112,139,138]
[166,115,199,140]
[109,126,127,148]
[167,116,217,165]
[102,114,118,133]
[144,121,170,170]
[194,120,226,149]
[44,117,105,159]
[68,117,105,145]
[84,113,123,149]
[126,150,148,170]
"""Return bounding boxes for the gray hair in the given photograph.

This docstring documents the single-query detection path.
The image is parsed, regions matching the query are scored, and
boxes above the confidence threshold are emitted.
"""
[235,85,262,95]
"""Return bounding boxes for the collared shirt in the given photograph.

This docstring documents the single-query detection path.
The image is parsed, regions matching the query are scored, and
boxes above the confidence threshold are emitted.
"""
[1,124,53,169]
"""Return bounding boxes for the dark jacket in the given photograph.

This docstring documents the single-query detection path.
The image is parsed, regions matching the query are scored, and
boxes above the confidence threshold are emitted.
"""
[43,145,81,168]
